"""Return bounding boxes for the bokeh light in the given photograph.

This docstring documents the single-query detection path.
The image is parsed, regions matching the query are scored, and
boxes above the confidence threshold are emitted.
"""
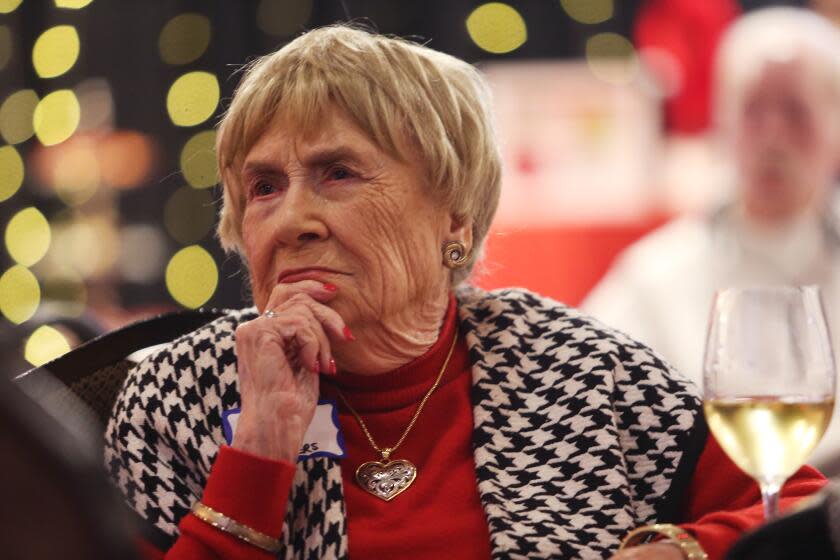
[5,207,51,267]
[75,78,115,132]
[159,13,211,65]
[180,130,217,188]
[166,245,218,308]
[560,0,613,25]
[24,325,71,367]
[0,89,39,144]
[0,0,22,14]
[0,265,41,324]
[33,89,81,146]
[0,145,24,202]
[118,225,166,284]
[257,0,313,36]
[466,3,527,55]
[51,138,100,205]
[166,71,220,127]
[98,130,156,188]
[47,213,119,279]
[164,186,216,244]
[0,26,12,71]
[55,0,95,8]
[41,270,87,316]
[32,25,81,79]
[585,32,639,85]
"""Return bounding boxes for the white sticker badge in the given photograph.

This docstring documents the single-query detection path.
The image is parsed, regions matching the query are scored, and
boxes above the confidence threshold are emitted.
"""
[222,399,346,461]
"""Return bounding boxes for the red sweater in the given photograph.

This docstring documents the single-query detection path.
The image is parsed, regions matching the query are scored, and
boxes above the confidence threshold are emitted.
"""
[141,301,826,560]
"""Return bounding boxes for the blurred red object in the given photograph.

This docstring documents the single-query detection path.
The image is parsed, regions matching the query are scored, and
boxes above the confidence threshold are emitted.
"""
[635,0,740,134]
[476,214,671,307]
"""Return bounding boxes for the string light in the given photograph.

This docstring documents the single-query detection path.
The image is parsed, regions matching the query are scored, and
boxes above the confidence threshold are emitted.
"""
[466,3,527,54]
[32,25,81,79]
[24,325,71,366]
[180,130,217,188]
[560,0,613,25]
[55,0,95,8]
[166,71,220,127]
[165,245,218,308]
[0,145,24,202]
[0,265,41,324]
[159,13,211,66]
[164,186,215,244]
[0,89,38,144]
[0,0,22,14]
[5,207,51,267]
[33,89,81,146]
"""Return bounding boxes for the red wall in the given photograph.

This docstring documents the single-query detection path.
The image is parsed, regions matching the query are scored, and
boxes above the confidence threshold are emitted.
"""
[475,214,670,306]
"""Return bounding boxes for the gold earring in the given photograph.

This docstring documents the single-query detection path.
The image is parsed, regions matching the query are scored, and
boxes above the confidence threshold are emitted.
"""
[442,241,469,269]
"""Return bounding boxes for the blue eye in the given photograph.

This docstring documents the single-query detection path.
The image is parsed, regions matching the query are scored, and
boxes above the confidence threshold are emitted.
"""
[253,181,276,197]
[327,166,352,181]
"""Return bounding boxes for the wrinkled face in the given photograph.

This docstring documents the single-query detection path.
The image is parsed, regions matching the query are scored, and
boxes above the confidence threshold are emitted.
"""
[239,106,455,328]
[734,60,840,222]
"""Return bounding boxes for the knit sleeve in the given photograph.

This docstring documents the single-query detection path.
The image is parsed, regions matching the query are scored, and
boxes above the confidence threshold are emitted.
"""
[137,446,296,559]
[103,311,257,546]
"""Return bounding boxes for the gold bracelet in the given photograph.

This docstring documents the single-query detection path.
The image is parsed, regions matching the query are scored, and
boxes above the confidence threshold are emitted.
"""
[620,523,708,560]
[191,501,282,553]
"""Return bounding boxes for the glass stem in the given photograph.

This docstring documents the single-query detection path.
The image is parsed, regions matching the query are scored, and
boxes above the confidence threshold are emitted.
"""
[760,482,782,520]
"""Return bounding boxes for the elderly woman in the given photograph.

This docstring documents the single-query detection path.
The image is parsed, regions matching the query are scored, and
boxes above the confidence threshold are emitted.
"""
[105,25,824,560]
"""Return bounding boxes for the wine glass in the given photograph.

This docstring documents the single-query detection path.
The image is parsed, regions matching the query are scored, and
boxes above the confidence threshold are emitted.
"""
[703,285,835,520]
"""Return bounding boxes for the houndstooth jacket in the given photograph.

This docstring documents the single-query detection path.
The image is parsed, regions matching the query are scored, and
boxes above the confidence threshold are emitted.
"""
[105,287,708,559]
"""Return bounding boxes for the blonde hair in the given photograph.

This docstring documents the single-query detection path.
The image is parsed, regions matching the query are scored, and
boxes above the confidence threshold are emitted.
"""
[215,24,502,285]
[715,7,840,133]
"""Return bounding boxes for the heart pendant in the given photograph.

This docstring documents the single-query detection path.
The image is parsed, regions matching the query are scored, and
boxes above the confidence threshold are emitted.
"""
[355,459,417,501]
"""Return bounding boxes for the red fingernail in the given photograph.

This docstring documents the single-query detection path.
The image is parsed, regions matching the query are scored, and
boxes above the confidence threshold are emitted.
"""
[329,358,337,376]
[312,361,320,374]
[323,283,338,292]
[343,326,355,341]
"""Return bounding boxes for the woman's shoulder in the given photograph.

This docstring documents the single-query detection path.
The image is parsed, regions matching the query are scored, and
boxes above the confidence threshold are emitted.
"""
[456,285,700,395]
[456,284,644,343]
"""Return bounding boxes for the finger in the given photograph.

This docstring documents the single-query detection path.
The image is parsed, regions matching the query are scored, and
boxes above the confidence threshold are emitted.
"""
[266,302,334,373]
[306,307,334,374]
[274,292,349,343]
[263,280,337,312]
[277,322,320,375]
[288,304,333,374]
[307,301,349,342]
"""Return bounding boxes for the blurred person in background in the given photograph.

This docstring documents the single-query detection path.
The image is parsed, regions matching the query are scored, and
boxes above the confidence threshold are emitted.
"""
[104,24,825,560]
[583,7,840,471]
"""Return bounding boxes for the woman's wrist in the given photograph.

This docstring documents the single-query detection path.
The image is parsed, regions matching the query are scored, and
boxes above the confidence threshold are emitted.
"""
[231,410,307,463]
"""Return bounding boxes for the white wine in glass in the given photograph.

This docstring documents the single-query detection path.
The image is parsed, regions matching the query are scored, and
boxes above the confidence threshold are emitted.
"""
[703,286,835,520]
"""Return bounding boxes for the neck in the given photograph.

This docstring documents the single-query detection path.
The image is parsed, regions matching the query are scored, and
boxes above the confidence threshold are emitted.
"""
[335,291,452,375]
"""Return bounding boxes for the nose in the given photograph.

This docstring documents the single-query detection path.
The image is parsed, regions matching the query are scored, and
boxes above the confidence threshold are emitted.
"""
[270,181,329,248]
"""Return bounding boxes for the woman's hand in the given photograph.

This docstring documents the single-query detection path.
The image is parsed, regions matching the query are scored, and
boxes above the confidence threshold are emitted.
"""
[609,542,687,559]
[231,280,348,462]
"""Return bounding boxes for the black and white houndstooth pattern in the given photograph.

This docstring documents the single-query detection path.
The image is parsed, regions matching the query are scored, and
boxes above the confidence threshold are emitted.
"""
[105,287,703,559]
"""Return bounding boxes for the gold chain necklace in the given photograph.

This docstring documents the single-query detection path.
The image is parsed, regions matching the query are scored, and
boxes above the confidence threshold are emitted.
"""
[334,327,459,501]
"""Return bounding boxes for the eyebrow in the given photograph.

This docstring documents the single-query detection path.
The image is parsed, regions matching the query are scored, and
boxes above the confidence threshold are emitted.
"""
[242,146,367,177]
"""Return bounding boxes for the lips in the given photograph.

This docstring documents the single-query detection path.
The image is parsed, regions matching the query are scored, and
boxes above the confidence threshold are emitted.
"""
[277,267,343,284]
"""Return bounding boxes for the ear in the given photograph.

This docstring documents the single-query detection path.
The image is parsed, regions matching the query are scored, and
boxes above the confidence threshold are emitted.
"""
[448,213,473,252]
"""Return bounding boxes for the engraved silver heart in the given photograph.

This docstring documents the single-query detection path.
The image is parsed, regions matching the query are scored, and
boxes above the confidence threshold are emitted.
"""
[355,459,417,501]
